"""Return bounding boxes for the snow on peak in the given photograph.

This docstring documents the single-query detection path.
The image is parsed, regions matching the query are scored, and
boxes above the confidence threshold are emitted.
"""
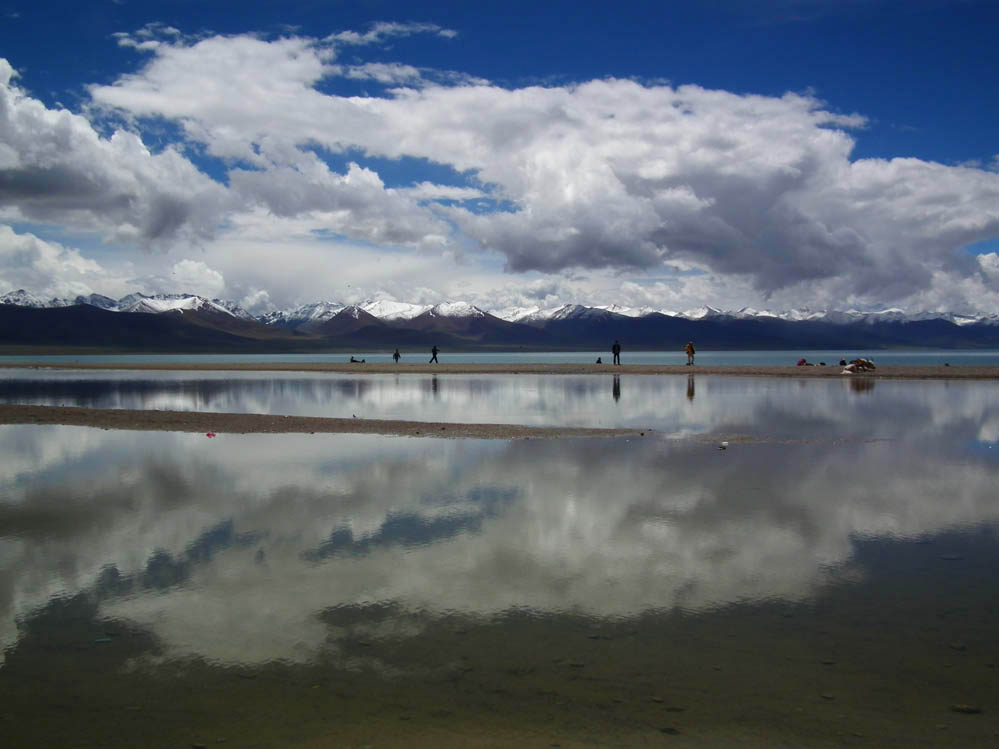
[338,304,368,319]
[428,301,486,318]
[118,293,236,316]
[593,304,650,318]
[491,306,541,322]
[1,289,50,307]
[680,305,725,320]
[359,300,431,320]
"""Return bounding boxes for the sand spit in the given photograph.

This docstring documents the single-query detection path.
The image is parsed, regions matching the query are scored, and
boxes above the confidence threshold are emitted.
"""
[3,361,999,379]
[0,404,652,440]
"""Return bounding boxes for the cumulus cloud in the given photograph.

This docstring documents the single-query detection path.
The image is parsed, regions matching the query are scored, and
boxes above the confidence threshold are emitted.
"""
[3,22,999,312]
[80,31,999,310]
[227,159,451,247]
[166,259,226,297]
[0,225,102,298]
[0,59,228,247]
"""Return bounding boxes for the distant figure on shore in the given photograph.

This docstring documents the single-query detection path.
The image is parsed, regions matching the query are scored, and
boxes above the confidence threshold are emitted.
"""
[393,349,401,363]
[349,356,365,363]
[612,340,622,365]
[429,345,439,364]
[595,357,603,364]
[685,341,696,365]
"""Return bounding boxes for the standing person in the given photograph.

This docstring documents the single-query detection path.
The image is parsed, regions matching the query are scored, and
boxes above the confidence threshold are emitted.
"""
[685,341,696,366]
[612,339,622,365]
[393,348,401,363]
[429,345,439,364]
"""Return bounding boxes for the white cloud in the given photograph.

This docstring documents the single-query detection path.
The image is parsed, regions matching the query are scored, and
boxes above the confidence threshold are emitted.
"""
[0,59,228,247]
[2,22,999,313]
[341,62,423,84]
[327,21,457,46]
[166,259,226,298]
[0,225,103,298]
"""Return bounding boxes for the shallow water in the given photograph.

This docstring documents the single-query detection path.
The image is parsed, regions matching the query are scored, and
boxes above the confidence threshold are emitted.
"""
[2,381,999,745]
[3,370,999,441]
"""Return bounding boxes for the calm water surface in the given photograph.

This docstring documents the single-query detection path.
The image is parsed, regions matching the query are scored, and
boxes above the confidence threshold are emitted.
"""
[1,380,998,746]
[3,370,999,441]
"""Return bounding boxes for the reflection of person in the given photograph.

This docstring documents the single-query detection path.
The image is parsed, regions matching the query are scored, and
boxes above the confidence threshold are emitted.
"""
[393,349,401,363]
[686,374,695,401]
[612,340,622,365]
[612,374,621,402]
[429,345,439,364]
[684,341,696,366]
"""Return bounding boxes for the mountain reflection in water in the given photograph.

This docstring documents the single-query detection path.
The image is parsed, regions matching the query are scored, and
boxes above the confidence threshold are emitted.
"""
[2,378,999,745]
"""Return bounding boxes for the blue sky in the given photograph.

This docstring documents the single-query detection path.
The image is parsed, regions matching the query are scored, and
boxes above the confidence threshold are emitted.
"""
[1,0,997,315]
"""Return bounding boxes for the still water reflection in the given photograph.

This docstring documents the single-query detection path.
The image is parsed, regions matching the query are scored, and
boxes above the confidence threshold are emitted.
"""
[3,369,999,441]
[2,380,999,745]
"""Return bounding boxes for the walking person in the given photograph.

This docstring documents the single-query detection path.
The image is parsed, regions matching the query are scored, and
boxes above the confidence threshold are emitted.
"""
[429,345,439,364]
[685,341,696,366]
[612,339,622,365]
[393,348,401,363]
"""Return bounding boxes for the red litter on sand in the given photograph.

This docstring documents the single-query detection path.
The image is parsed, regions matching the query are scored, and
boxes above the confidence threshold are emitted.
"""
[206,432,216,438]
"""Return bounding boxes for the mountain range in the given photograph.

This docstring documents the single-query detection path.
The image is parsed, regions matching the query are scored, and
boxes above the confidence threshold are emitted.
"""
[3,289,999,352]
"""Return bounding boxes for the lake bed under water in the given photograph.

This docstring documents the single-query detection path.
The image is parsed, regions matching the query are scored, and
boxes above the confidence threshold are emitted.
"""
[1,374,998,746]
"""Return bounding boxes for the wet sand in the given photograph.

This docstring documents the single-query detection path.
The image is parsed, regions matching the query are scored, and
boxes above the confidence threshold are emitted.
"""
[0,403,651,440]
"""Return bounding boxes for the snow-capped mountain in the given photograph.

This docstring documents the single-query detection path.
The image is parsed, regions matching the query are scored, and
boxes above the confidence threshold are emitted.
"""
[491,305,542,322]
[681,305,727,320]
[424,301,488,318]
[594,303,676,318]
[258,301,346,327]
[5,287,999,329]
[75,293,119,310]
[0,289,70,308]
[507,304,629,324]
[358,300,432,320]
[117,293,253,319]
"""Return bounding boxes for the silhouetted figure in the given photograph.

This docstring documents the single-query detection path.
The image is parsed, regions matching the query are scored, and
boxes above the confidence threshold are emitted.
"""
[612,374,621,402]
[393,349,401,363]
[612,340,622,365]
[595,357,603,364]
[687,374,695,401]
[429,345,439,364]
[349,356,365,363]
[685,341,696,366]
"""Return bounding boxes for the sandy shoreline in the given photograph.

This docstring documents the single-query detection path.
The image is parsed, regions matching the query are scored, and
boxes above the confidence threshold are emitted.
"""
[0,404,653,440]
[3,360,999,379]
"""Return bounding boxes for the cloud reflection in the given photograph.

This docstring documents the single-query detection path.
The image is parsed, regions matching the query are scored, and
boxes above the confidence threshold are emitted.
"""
[2,399,998,666]
[3,372,999,441]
